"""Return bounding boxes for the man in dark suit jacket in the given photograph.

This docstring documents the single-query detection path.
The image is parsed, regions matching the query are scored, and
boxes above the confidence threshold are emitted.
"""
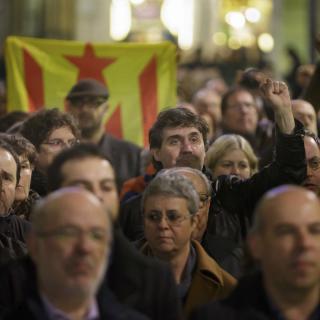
[191,186,320,320]
[65,78,142,191]
[1,188,148,320]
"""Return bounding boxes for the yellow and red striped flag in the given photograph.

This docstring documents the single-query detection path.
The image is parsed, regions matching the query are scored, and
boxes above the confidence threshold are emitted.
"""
[5,36,177,146]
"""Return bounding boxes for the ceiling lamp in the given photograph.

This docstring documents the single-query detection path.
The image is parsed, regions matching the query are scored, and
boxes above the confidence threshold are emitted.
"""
[258,33,274,52]
[245,7,261,23]
[130,0,145,5]
[161,0,195,50]
[110,0,132,41]
[225,11,246,29]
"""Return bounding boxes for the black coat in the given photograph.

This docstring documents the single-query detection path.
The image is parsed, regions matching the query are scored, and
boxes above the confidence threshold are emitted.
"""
[207,121,306,243]
[0,214,31,243]
[0,230,181,320]
[189,272,320,320]
[98,133,142,191]
[119,124,306,275]
[30,169,48,197]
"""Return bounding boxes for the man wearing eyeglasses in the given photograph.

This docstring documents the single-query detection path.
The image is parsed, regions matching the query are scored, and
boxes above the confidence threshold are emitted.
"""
[191,185,320,320]
[3,187,147,319]
[0,144,181,320]
[20,108,80,196]
[65,78,143,191]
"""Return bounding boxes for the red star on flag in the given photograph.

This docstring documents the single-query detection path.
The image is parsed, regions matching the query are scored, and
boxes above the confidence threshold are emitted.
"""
[64,43,116,84]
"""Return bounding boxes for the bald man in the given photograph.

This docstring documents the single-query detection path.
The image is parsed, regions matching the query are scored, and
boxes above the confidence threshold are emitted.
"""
[3,188,147,319]
[0,144,180,320]
[292,99,318,135]
[191,185,320,320]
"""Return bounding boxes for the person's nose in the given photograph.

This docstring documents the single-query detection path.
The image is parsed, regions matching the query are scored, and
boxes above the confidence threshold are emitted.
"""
[296,230,313,250]
[239,104,249,114]
[306,163,314,177]
[75,231,95,254]
[230,165,240,176]
[181,139,193,153]
[80,103,94,111]
[58,141,73,150]
[302,115,312,128]
[92,186,104,204]
[157,215,170,230]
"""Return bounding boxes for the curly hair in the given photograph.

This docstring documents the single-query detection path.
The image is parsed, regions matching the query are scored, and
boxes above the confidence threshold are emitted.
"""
[19,108,80,150]
[142,171,200,216]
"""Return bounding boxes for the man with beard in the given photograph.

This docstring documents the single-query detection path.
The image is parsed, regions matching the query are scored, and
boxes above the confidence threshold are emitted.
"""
[65,79,142,191]
[120,79,307,247]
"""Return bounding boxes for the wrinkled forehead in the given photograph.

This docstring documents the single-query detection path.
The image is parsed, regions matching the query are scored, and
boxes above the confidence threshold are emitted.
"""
[162,126,203,138]
[144,194,189,210]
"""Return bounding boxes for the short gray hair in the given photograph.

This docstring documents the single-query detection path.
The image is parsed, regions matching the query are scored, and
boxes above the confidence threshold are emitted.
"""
[161,167,212,195]
[142,172,200,215]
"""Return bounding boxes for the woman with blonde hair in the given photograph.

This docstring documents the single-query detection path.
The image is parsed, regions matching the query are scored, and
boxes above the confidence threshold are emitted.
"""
[206,134,258,180]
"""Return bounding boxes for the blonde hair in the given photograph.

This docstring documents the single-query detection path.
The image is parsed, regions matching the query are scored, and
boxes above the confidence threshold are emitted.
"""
[205,134,258,177]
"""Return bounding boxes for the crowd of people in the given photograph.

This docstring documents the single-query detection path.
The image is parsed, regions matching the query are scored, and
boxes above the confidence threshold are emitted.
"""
[0,42,319,319]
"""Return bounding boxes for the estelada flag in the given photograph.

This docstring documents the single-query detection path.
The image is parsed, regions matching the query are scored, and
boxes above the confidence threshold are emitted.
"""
[5,36,177,146]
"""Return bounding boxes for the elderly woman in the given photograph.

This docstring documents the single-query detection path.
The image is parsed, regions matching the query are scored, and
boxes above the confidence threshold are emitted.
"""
[206,134,258,180]
[139,171,236,317]
[0,134,39,219]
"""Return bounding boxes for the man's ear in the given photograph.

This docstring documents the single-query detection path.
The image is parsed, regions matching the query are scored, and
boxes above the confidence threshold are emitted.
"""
[64,99,71,112]
[204,196,211,214]
[100,102,109,115]
[191,213,200,230]
[151,148,161,162]
[247,233,262,261]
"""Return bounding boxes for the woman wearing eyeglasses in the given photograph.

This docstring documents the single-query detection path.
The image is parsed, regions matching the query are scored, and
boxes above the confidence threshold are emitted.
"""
[138,171,236,318]
[19,108,80,196]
